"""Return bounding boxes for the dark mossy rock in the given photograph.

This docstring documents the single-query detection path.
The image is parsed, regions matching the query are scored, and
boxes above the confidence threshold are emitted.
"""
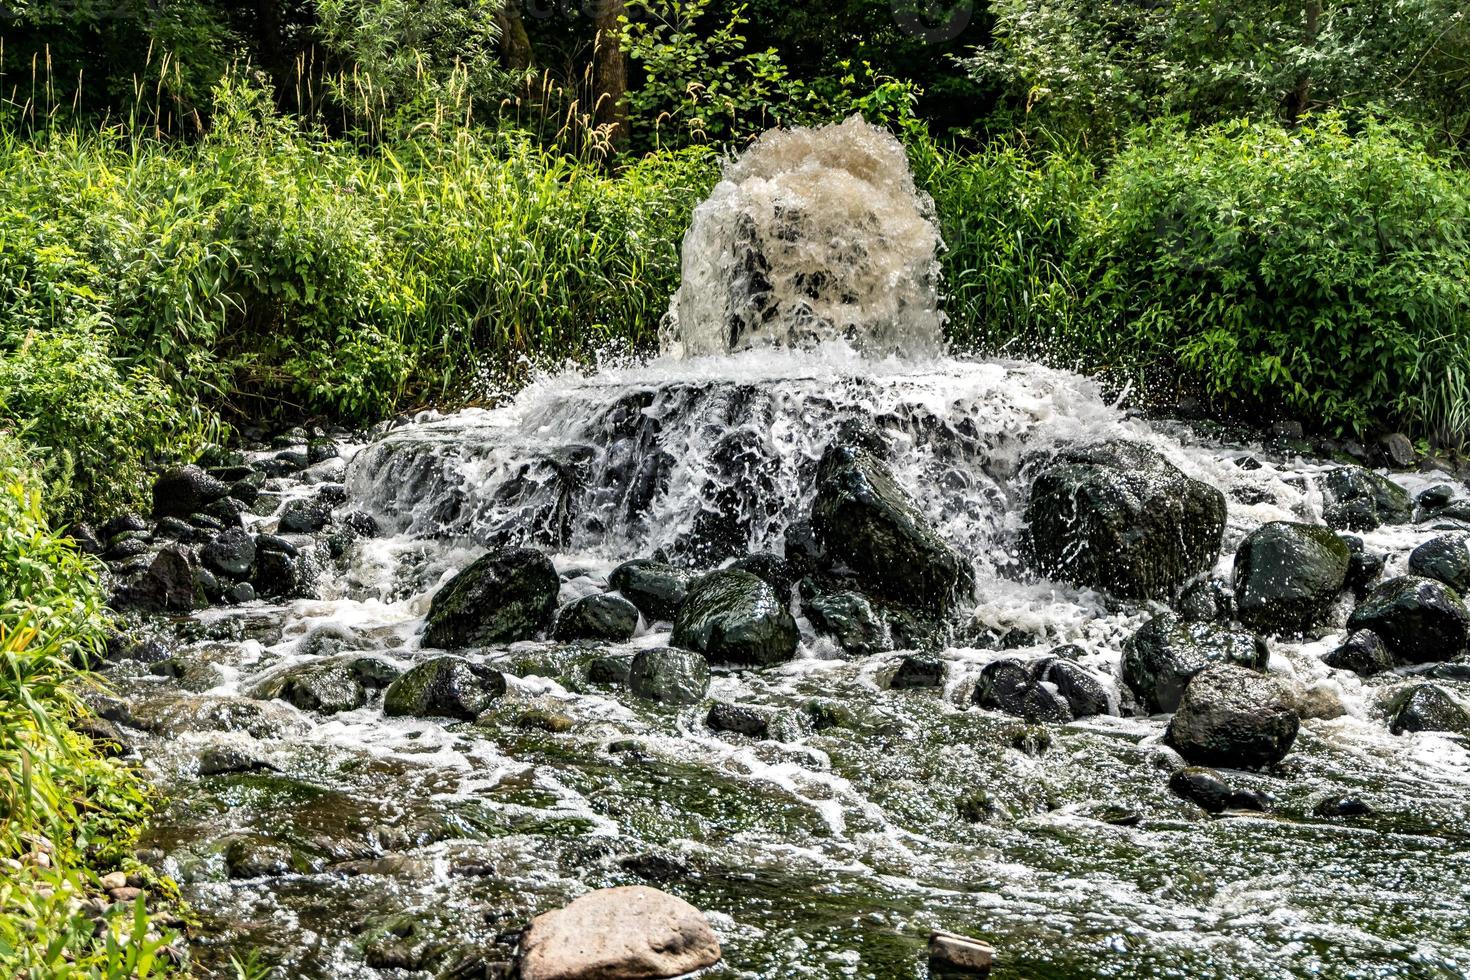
[782,519,827,575]
[671,569,799,667]
[889,653,945,690]
[1387,684,1470,735]
[1035,658,1110,718]
[251,656,401,714]
[608,558,692,621]
[307,438,340,464]
[1122,613,1269,714]
[1176,578,1234,623]
[106,536,150,562]
[1346,576,1470,663]
[101,513,148,539]
[1233,522,1350,634]
[114,546,206,614]
[628,647,711,705]
[201,527,256,579]
[1322,629,1395,676]
[1025,441,1225,600]
[1164,665,1300,770]
[973,658,1072,722]
[728,553,797,596]
[252,549,308,600]
[1408,535,1470,594]
[383,656,506,721]
[424,547,559,649]
[202,496,248,527]
[1340,535,1386,597]
[801,587,889,656]
[552,593,640,642]
[70,522,104,555]
[705,702,771,737]
[153,465,230,520]
[153,516,198,541]
[1317,466,1412,531]
[226,471,266,506]
[279,497,334,534]
[585,653,635,686]
[223,581,256,604]
[810,444,973,615]
[1168,766,1234,814]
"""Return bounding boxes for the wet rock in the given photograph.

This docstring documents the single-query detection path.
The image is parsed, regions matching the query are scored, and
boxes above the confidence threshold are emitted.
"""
[1176,578,1233,622]
[973,659,1072,723]
[552,593,640,643]
[202,496,248,527]
[104,633,171,664]
[74,716,128,757]
[188,513,224,532]
[255,533,298,556]
[383,656,507,721]
[1322,629,1395,676]
[128,695,311,739]
[585,654,635,686]
[811,444,973,614]
[340,510,380,539]
[1387,684,1470,735]
[70,522,104,555]
[226,472,265,506]
[1170,766,1234,814]
[1408,535,1470,594]
[628,648,711,705]
[152,516,197,541]
[889,653,945,690]
[105,536,149,562]
[1347,576,1470,663]
[1317,466,1412,531]
[198,744,277,776]
[608,559,691,621]
[1340,535,1385,597]
[153,465,229,519]
[1122,613,1269,714]
[307,437,339,464]
[801,587,888,656]
[782,518,826,575]
[517,885,721,980]
[727,553,797,595]
[200,528,256,579]
[1233,522,1349,634]
[1026,441,1225,600]
[150,656,227,692]
[1315,795,1374,818]
[114,546,205,613]
[1228,788,1271,812]
[705,702,771,737]
[252,656,400,714]
[223,835,296,879]
[252,549,308,600]
[1165,665,1300,770]
[424,548,559,648]
[928,930,993,978]
[1374,432,1415,469]
[671,569,799,667]
[279,496,333,534]
[1035,658,1110,718]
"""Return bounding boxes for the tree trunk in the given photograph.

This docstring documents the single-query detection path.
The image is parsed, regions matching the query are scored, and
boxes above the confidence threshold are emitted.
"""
[497,5,536,74]
[593,0,629,152]
[1288,0,1321,122]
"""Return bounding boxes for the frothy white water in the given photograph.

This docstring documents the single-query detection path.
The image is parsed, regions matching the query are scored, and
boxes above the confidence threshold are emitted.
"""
[662,115,945,359]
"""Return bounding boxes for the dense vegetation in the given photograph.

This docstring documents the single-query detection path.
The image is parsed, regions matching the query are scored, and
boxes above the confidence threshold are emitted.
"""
[2,0,1468,967]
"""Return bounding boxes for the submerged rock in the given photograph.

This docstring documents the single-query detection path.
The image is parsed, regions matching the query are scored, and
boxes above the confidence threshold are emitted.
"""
[382,656,506,720]
[628,648,711,705]
[1165,665,1300,770]
[1387,684,1470,735]
[1317,466,1412,531]
[1322,629,1395,677]
[1233,522,1349,634]
[609,559,692,621]
[671,569,798,667]
[1122,613,1269,714]
[553,593,640,642]
[810,444,973,614]
[1408,535,1470,594]
[1346,576,1470,663]
[424,548,559,649]
[1026,441,1225,600]
[517,885,721,980]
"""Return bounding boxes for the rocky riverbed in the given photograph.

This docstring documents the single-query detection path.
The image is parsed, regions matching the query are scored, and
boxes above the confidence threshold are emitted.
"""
[78,347,1470,980]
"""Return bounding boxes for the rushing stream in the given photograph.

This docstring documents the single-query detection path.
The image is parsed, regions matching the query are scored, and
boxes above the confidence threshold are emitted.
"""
[100,118,1470,979]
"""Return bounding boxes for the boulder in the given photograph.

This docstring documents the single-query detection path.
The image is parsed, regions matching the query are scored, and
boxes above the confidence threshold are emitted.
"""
[811,445,973,614]
[251,656,400,714]
[705,702,771,737]
[553,593,640,643]
[1322,629,1395,676]
[1346,576,1470,663]
[424,548,559,649]
[1168,766,1234,814]
[153,465,229,520]
[201,528,256,579]
[1233,522,1349,633]
[279,497,333,534]
[1175,578,1233,623]
[889,654,945,690]
[972,659,1072,723]
[1122,613,1269,714]
[1035,658,1110,717]
[383,656,506,720]
[1340,535,1385,597]
[1317,466,1412,531]
[628,648,711,706]
[609,559,692,621]
[801,588,889,656]
[252,549,308,600]
[1387,684,1470,735]
[1408,535,1470,594]
[727,553,797,596]
[1165,665,1300,769]
[1026,441,1225,600]
[671,570,799,667]
[115,546,205,614]
[518,885,721,980]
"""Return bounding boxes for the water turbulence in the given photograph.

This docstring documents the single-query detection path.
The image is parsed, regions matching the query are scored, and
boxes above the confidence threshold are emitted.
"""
[113,117,1470,980]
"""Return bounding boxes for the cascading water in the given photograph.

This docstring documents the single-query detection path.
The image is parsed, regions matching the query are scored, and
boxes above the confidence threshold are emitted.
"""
[109,118,1470,980]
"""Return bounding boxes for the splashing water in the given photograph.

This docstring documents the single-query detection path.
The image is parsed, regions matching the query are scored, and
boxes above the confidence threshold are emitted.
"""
[662,115,946,359]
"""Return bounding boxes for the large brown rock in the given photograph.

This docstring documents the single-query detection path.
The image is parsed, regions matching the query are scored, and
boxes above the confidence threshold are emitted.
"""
[518,885,721,980]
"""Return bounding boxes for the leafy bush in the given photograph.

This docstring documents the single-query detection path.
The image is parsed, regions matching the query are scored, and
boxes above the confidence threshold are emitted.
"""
[1076,116,1470,437]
